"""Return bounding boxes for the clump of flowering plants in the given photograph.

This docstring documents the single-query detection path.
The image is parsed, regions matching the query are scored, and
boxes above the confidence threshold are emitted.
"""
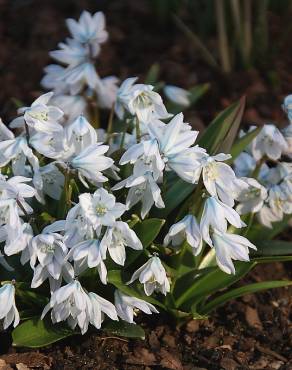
[1,11,292,347]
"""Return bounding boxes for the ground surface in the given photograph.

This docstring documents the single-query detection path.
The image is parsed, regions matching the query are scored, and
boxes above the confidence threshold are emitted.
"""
[0,1,292,369]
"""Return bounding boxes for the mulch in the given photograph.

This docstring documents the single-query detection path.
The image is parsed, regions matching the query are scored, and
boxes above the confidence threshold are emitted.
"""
[0,1,292,369]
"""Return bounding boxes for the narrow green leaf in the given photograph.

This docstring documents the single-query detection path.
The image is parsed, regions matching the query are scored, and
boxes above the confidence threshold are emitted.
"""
[102,321,145,339]
[200,280,292,314]
[175,261,256,308]
[12,319,75,348]
[228,127,262,162]
[188,83,210,105]
[133,218,165,248]
[198,96,246,154]
[145,63,160,85]
[153,180,194,218]
[253,240,292,256]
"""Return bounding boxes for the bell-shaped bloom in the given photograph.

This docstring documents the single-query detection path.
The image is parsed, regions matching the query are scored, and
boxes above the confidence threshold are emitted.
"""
[148,113,206,183]
[65,115,97,155]
[282,95,292,123]
[164,215,202,255]
[115,77,138,119]
[42,280,92,335]
[79,188,126,230]
[11,92,63,134]
[39,164,65,201]
[0,283,20,329]
[66,239,107,284]
[100,221,143,265]
[0,198,21,230]
[97,76,119,109]
[202,153,248,207]
[257,205,282,229]
[2,222,33,257]
[268,185,292,220]
[88,292,118,329]
[164,85,191,107]
[71,143,114,185]
[200,196,245,246]
[51,94,87,121]
[236,177,268,215]
[41,64,68,94]
[64,203,95,246]
[66,11,108,49]
[128,255,170,296]
[212,230,256,274]
[114,290,158,324]
[250,124,288,161]
[30,225,74,292]
[234,152,256,177]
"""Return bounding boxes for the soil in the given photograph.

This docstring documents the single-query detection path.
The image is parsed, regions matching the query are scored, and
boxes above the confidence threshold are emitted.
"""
[0,1,292,369]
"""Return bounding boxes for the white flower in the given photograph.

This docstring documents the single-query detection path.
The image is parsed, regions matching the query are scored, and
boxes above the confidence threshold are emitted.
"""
[268,185,292,219]
[283,94,292,123]
[64,203,95,246]
[282,124,292,158]
[211,230,256,274]
[164,215,202,255]
[0,118,14,141]
[2,222,33,257]
[0,175,36,214]
[115,78,170,123]
[51,94,87,122]
[250,124,288,161]
[164,85,191,107]
[30,225,74,292]
[115,77,138,119]
[66,239,107,284]
[71,143,114,185]
[42,280,92,334]
[79,188,126,230]
[236,177,268,214]
[66,11,108,50]
[201,153,248,206]
[11,92,63,133]
[257,205,282,228]
[0,283,20,329]
[114,290,158,324]
[39,164,65,200]
[233,152,256,177]
[114,172,164,219]
[148,113,205,183]
[128,255,170,296]
[65,115,97,155]
[96,76,119,109]
[200,196,245,246]
[41,64,68,94]
[0,198,21,230]
[100,221,143,265]
[88,292,118,329]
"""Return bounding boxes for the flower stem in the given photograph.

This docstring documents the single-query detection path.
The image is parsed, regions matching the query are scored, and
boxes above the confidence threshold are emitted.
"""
[106,104,115,143]
[135,116,141,142]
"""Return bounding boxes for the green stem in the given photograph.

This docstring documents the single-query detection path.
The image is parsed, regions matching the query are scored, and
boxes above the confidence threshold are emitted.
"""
[135,116,141,142]
[106,104,115,143]
[16,199,39,234]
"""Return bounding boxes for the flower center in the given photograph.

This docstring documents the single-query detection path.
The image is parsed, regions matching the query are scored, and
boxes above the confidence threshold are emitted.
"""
[29,110,48,121]
[95,204,108,216]
[40,243,55,253]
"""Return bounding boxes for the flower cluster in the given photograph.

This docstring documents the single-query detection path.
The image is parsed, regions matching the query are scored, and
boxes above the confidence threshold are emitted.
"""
[0,11,291,340]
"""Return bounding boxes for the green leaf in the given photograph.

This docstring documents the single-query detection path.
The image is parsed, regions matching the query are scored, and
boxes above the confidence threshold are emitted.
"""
[175,261,256,309]
[188,83,210,105]
[198,96,246,154]
[253,240,292,256]
[102,321,145,339]
[145,63,160,85]
[200,280,292,314]
[133,218,165,248]
[12,319,75,348]
[228,127,262,162]
[153,180,194,218]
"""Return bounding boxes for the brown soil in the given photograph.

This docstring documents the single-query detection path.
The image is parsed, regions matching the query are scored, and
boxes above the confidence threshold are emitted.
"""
[0,1,292,369]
